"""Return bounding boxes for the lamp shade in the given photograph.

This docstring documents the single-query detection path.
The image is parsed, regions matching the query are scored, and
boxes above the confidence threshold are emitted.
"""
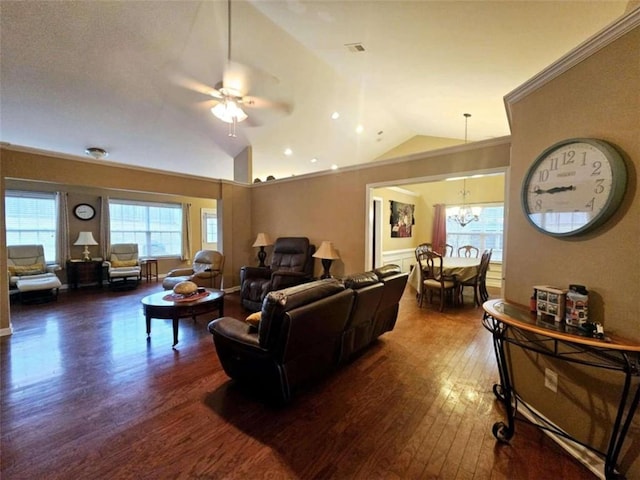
[313,241,340,260]
[252,233,273,248]
[74,231,98,246]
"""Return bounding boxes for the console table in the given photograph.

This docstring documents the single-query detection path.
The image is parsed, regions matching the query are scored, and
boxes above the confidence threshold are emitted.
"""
[66,259,103,288]
[482,299,640,480]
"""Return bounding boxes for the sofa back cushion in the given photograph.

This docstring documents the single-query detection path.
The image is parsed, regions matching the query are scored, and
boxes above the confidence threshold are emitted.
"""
[8,244,47,267]
[278,289,354,390]
[259,278,345,350]
[343,271,378,290]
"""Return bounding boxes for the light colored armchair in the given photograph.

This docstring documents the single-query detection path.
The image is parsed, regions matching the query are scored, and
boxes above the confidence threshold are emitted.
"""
[7,244,62,302]
[162,250,224,290]
[105,243,141,288]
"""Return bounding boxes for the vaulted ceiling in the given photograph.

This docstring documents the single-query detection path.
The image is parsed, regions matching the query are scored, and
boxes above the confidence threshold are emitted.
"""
[0,1,629,182]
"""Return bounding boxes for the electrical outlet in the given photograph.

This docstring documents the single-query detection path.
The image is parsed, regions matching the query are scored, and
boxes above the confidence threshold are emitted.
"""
[545,368,558,393]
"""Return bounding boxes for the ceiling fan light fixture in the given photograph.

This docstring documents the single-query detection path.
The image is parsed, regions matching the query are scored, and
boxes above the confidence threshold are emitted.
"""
[211,99,247,124]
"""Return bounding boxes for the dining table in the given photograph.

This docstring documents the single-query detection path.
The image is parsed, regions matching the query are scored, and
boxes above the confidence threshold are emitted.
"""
[407,256,481,294]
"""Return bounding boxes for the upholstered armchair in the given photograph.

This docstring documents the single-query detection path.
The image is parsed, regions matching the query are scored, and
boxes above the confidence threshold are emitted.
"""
[162,250,224,290]
[7,244,62,301]
[240,237,316,311]
[105,243,141,288]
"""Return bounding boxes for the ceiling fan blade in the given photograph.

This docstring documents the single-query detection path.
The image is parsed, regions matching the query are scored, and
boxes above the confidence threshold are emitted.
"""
[167,71,220,98]
[195,98,220,112]
[223,60,251,97]
[242,96,292,115]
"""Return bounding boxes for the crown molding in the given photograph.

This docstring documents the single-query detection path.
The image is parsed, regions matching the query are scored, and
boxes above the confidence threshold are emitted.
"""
[503,7,640,129]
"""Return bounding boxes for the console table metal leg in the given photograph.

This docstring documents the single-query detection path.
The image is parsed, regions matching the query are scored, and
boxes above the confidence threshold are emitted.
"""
[484,313,515,442]
[604,360,640,480]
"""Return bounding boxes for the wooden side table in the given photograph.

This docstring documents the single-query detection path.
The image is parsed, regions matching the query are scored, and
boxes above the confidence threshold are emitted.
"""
[140,258,159,283]
[66,260,103,288]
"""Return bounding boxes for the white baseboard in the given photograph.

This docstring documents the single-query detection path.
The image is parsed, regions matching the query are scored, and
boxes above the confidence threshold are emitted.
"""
[0,326,14,337]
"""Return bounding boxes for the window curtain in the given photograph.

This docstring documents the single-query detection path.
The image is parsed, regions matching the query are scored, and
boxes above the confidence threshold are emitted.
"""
[432,204,447,255]
[55,192,70,265]
[100,196,111,260]
[181,202,192,261]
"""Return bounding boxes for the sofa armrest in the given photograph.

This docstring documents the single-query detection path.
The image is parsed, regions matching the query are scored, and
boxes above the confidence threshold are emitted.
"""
[208,317,261,350]
[166,267,195,277]
[192,269,219,279]
[241,266,271,282]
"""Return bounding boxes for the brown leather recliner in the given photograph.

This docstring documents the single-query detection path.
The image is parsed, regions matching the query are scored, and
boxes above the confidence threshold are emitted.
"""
[240,237,315,311]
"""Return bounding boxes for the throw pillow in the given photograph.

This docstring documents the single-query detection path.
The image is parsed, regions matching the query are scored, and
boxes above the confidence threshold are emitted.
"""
[9,263,45,276]
[245,311,261,328]
[111,259,138,267]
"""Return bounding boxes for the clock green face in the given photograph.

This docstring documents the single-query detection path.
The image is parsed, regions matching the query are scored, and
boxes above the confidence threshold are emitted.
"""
[522,138,626,237]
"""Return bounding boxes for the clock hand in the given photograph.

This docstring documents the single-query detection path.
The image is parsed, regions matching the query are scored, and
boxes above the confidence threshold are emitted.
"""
[533,185,576,195]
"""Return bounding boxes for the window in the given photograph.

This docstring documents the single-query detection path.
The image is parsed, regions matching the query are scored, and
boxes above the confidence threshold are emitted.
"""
[202,207,218,248]
[109,199,182,257]
[446,203,504,262]
[5,191,57,260]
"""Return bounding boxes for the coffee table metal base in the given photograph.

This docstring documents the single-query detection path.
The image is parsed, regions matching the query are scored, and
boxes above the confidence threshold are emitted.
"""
[141,289,224,346]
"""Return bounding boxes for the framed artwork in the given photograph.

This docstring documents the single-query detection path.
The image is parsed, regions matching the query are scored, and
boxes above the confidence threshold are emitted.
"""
[390,200,415,238]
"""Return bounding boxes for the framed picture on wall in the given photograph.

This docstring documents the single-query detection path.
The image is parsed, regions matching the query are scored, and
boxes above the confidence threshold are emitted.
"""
[390,200,415,238]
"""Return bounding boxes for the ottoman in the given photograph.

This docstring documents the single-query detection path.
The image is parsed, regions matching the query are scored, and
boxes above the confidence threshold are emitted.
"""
[17,275,62,303]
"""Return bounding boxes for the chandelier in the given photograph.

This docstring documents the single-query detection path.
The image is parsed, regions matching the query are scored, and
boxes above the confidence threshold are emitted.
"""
[447,113,481,227]
[447,180,482,227]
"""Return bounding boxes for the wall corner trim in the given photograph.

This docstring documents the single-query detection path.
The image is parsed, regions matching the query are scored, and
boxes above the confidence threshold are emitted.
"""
[503,7,640,129]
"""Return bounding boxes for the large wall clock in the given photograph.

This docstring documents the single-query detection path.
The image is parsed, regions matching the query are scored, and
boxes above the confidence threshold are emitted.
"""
[521,138,627,237]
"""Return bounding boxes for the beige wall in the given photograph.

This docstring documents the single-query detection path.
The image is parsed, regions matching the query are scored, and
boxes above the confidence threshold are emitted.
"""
[250,140,510,279]
[505,24,640,475]
[0,148,250,331]
[1,139,509,330]
[373,174,506,251]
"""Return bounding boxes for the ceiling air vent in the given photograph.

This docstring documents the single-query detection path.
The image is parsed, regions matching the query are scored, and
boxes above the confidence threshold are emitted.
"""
[345,43,365,53]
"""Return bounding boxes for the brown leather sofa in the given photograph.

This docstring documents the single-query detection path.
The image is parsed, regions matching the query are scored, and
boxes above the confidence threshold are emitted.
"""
[240,237,315,311]
[208,265,408,403]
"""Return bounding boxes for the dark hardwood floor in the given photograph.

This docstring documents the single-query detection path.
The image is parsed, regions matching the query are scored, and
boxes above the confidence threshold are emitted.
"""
[1,282,595,479]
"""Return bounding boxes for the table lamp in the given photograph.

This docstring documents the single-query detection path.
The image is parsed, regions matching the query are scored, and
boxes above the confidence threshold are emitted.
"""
[74,231,99,261]
[252,233,273,268]
[313,241,340,279]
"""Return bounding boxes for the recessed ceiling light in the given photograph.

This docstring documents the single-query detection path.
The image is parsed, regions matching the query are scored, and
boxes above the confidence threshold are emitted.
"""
[85,147,108,160]
[355,125,364,134]
[331,164,338,170]
[331,112,340,120]
[310,158,318,163]
[284,148,293,156]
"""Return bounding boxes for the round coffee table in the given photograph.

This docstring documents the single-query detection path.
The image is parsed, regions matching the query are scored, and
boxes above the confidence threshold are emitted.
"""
[141,289,225,346]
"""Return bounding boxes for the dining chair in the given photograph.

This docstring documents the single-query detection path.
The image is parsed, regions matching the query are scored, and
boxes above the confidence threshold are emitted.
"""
[458,245,480,258]
[458,248,491,307]
[443,243,454,257]
[414,243,432,261]
[419,250,457,311]
[478,248,493,303]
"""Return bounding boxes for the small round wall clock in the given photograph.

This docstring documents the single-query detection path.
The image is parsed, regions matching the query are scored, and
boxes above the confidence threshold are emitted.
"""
[73,203,96,221]
[521,138,627,237]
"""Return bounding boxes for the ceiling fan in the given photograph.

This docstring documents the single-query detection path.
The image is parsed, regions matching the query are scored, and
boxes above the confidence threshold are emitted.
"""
[208,0,290,137]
